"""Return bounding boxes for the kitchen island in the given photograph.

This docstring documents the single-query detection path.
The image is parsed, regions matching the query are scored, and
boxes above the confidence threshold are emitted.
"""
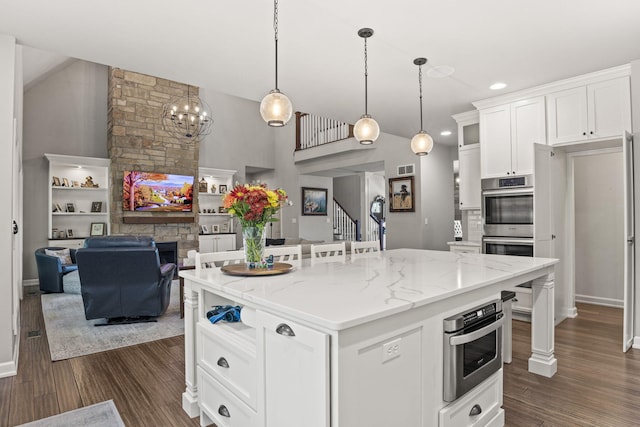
[180,249,557,427]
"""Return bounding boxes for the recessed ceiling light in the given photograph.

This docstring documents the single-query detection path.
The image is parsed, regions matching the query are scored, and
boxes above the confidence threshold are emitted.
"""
[489,82,507,90]
[440,130,452,136]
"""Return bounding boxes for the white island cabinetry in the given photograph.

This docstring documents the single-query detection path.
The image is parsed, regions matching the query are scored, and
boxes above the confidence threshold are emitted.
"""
[181,250,558,426]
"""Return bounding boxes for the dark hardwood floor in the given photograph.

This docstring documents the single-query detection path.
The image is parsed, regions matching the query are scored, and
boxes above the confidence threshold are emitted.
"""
[1,292,639,426]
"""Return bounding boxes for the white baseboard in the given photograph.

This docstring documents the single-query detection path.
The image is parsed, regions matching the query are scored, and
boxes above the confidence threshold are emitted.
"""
[0,348,18,378]
[633,336,640,350]
[575,294,623,308]
[23,278,39,288]
[566,306,578,318]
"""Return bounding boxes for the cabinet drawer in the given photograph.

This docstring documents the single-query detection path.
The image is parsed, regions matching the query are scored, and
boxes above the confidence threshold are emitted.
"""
[449,245,481,254]
[198,367,258,427]
[439,369,503,427]
[197,321,257,409]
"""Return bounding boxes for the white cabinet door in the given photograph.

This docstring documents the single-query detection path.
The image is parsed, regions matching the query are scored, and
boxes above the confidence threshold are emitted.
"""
[458,145,481,210]
[588,77,631,140]
[480,105,512,178]
[258,311,329,427]
[199,235,215,253]
[546,86,588,145]
[511,97,546,176]
[547,77,631,145]
[217,235,236,251]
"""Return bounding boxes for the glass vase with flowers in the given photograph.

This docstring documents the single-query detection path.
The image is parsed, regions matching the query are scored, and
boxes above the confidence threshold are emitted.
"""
[223,183,288,266]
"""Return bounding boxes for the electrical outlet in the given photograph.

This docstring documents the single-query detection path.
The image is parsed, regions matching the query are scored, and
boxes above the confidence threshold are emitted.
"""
[382,338,402,362]
[292,218,297,223]
[424,217,429,225]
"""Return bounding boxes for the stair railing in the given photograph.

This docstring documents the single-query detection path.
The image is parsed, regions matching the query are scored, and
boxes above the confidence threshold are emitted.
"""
[333,199,360,242]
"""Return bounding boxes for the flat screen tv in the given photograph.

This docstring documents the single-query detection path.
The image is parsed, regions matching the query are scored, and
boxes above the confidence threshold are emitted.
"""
[123,171,194,212]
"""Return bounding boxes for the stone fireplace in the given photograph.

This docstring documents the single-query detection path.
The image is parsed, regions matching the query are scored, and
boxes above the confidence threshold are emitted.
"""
[107,68,199,260]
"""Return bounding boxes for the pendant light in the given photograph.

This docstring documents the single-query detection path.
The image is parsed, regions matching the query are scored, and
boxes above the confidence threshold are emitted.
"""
[353,28,380,145]
[410,57,434,156]
[260,0,293,127]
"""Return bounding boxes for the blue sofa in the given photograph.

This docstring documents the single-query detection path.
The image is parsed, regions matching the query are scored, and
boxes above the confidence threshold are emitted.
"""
[34,247,79,293]
[75,236,176,323]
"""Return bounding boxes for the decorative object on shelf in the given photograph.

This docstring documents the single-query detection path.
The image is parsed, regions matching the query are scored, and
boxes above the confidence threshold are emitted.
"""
[353,28,380,145]
[200,224,209,234]
[410,57,435,156]
[219,184,227,194]
[218,206,226,213]
[67,229,74,238]
[161,85,213,140]
[81,176,98,188]
[212,224,220,233]
[53,203,63,212]
[62,178,70,187]
[223,183,288,264]
[198,178,208,192]
[90,222,106,236]
[210,183,216,193]
[58,230,67,239]
[221,222,230,233]
[91,201,102,213]
[301,187,328,216]
[52,176,61,186]
[72,180,80,187]
[66,203,75,213]
[389,176,416,212]
[260,0,293,127]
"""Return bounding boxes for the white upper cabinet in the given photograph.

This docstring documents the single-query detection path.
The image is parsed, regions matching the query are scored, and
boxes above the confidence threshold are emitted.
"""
[479,97,545,178]
[452,110,481,210]
[547,76,631,145]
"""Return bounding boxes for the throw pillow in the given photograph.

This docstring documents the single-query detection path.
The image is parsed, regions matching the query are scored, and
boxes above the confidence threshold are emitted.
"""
[45,248,72,265]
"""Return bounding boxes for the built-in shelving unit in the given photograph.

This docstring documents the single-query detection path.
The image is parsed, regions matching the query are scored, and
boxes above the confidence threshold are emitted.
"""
[46,153,110,248]
[198,167,237,250]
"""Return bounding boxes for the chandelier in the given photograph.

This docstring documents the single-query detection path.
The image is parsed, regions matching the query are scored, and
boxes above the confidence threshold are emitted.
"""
[410,58,434,156]
[353,28,380,145]
[260,0,293,127]
[161,85,213,140]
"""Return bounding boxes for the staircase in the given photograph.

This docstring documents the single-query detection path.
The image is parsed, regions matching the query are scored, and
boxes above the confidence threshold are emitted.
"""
[332,199,360,242]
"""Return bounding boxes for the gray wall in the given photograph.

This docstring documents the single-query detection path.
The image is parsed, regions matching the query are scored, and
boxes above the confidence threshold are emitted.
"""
[23,60,108,279]
[574,151,624,304]
[631,59,640,335]
[334,175,362,222]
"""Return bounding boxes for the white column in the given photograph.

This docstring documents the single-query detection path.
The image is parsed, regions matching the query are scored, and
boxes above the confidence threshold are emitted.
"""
[528,272,558,377]
[182,280,200,417]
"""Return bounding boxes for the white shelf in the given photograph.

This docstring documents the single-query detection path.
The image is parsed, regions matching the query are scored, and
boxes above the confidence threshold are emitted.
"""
[198,167,236,235]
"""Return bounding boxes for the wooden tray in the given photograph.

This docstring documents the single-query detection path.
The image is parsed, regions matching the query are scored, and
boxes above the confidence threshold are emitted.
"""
[221,262,294,276]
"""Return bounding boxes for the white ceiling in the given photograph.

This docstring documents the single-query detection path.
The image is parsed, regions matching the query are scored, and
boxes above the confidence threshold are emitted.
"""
[2,0,640,146]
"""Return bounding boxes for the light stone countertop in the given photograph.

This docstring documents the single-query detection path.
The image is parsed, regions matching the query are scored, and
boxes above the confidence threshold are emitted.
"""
[180,248,557,331]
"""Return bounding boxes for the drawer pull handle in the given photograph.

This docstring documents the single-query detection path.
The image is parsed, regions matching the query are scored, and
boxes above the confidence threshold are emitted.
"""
[276,323,296,337]
[469,404,482,416]
[217,357,229,368]
[218,405,230,417]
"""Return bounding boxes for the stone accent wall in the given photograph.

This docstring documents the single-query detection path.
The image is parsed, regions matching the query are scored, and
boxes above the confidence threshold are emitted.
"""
[107,68,199,259]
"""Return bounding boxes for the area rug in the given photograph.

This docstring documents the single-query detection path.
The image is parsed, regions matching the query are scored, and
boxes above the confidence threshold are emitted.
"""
[42,271,183,361]
[16,400,124,427]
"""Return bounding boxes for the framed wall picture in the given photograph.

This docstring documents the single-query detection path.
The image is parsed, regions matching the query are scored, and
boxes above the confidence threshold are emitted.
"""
[66,203,75,213]
[302,187,328,216]
[90,222,106,236]
[91,201,102,212]
[389,176,415,212]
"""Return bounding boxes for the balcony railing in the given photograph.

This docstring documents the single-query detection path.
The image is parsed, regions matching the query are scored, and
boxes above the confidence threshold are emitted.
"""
[295,112,353,151]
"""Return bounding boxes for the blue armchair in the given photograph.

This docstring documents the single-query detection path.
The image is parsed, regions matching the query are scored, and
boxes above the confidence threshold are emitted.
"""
[34,247,78,293]
[76,236,176,324]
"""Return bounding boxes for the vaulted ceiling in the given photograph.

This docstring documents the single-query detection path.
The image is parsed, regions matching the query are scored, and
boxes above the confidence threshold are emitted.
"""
[2,0,640,145]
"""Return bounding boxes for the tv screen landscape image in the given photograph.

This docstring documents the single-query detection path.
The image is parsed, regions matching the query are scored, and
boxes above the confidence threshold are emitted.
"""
[123,171,194,212]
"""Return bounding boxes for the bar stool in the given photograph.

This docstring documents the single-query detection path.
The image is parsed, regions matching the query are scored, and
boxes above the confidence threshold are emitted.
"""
[501,290,516,364]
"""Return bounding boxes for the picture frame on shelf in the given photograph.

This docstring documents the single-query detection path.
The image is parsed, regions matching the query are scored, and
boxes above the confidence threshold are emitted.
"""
[212,224,220,233]
[389,176,415,212]
[72,180,80,187]
[198,178,208,193]
[218,206,226,213]
[90,222,106,236]
[219,184,227,194]
[66,203,75,213]
[67,229,73,238]
[200,224,209,234]
[53,203,63,212]
[91,201,102,212]
[221,222,230,233]
[301,187,328,216]
[52,176,61,186]
[62,178,70,187]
